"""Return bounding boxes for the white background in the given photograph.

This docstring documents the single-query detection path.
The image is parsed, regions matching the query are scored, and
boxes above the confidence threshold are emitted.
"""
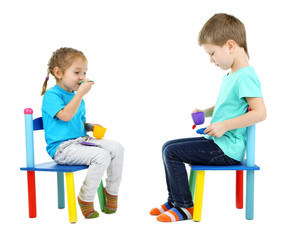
[0,0,293,239]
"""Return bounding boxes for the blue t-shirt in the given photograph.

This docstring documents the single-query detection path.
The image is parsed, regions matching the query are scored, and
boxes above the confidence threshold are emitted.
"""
[42,85,87,158]
[205,66,263,161]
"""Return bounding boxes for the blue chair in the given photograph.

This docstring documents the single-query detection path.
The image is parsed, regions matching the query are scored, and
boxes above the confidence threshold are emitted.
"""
[20,108,105,223]
[189,124,260,221]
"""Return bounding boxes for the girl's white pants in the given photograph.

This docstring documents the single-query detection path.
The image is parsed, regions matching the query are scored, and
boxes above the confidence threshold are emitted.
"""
[54,136,124,202]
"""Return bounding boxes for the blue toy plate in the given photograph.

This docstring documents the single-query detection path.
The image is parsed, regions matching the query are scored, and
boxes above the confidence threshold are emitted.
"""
[196,128,207,135]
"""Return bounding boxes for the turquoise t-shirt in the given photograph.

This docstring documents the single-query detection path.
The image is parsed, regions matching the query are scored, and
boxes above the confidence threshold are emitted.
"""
[42,85,87,158]
[205,66,263,161]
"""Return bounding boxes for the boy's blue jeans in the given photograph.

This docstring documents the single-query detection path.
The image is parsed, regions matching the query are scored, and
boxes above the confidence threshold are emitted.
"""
[162,137,240,208]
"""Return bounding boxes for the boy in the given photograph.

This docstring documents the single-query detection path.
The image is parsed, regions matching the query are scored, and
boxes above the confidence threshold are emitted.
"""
[150,13,266,222]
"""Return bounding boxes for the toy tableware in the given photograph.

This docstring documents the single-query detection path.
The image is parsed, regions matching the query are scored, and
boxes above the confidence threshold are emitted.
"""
[93,125,107,139]
[78,80,94,85]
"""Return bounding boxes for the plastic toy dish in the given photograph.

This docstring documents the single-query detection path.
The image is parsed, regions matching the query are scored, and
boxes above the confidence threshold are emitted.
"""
[191,112,205,125]
[93,125,107,139]
[79,142,99,146]
[196,128,207,135]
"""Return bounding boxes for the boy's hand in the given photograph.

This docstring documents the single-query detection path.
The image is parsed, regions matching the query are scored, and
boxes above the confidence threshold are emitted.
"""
[192,108,203,113]
[77,79,94,96]
[192,106,214,117]
[204,122,227,137]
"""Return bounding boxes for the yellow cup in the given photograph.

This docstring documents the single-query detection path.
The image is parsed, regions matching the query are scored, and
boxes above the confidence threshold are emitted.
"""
[93,125,107,139]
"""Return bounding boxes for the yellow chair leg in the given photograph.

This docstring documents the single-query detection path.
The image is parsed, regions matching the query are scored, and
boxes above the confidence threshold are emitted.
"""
[193,170,205,222]
[65,172,77,223]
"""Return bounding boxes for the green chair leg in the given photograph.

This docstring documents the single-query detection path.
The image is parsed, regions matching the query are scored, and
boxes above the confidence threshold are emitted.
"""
[97,180,106,212]
[189,169,197,200]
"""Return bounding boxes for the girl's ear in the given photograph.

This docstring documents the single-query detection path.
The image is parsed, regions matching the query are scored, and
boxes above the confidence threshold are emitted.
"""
[226,39,236,53]
[53,67,63,80]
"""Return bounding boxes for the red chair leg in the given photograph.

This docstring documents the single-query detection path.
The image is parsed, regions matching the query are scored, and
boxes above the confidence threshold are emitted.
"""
[236,170,243,209]
[27,171,37,218]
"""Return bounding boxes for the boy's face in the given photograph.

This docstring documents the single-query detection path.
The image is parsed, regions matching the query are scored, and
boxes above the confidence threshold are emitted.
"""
[202,43,234,70]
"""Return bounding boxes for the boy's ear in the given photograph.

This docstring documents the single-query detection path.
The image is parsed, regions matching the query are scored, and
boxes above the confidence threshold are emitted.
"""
[53,67,63,79]
[226,39,236,53]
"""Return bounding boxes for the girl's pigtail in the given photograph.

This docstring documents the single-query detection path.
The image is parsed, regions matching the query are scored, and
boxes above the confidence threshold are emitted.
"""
[41,70,50,95]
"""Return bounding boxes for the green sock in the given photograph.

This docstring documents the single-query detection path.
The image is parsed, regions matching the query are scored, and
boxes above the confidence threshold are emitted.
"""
[104,189,118,214]
[78,196,99,219]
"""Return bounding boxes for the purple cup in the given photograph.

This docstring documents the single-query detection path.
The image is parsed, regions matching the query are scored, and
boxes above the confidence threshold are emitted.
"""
[191,111,205,125]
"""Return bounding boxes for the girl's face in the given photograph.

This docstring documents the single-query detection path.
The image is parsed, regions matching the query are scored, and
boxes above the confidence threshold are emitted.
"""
[56,57,88,92]
[202,43,234,70]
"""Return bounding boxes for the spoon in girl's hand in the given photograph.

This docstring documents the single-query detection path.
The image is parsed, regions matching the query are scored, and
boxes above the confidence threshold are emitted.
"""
[78,80,94,85]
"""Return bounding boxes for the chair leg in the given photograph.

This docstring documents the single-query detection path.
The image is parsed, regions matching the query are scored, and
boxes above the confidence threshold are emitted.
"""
[193,170,205,222]
[27,171,37,218]
[65,172,77,223]
[236,170,243,209]
[246,170,255,220]
[57,172,65,209]
[189,169,197,200]
[97,180,106,212]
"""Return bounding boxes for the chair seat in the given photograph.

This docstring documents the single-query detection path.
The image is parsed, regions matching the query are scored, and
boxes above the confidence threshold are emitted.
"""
[20,161,88,172]
[190,161,260,171]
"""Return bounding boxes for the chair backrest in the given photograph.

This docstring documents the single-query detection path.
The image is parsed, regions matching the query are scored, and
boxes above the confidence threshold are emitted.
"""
[245,124,255,167]
[33,117,44,131]
[24,108,40,168]
[245,107,256,167]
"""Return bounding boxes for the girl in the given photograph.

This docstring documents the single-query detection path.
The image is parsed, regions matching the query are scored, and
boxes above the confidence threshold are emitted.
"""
[41,47,124,219]
[150,13,266,222]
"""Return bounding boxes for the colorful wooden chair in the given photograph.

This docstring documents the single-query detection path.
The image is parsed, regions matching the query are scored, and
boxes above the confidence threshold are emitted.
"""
[189,123,260,221]
[20,108,105,223]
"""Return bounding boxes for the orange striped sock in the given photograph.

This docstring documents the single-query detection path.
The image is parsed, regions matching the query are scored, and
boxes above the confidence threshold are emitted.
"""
[104,189,118,214]
[156,207,193,222]
[150,202,174,216]
[78,196,99,219]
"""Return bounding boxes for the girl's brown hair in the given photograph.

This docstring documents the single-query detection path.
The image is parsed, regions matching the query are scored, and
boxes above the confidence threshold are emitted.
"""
[41,47,87,95]
[198,13,249,58]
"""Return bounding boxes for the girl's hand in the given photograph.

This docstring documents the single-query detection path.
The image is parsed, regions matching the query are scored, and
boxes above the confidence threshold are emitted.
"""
[204,122,227,138]
[84,123,104,132]
[77,79,94,96]
[84,123,94,132]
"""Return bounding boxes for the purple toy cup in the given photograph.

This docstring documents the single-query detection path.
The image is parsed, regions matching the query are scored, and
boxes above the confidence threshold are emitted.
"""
[191,111,205,125]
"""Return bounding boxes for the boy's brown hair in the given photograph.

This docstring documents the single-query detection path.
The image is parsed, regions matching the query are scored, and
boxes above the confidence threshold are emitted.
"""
[198,13,249,58]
